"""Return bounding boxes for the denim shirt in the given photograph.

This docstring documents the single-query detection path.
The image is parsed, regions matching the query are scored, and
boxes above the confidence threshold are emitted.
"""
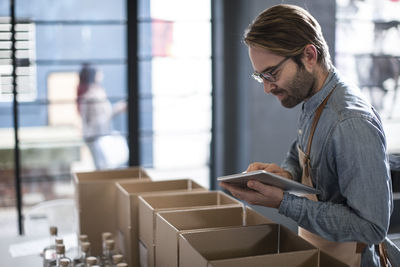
[278,69,393,266]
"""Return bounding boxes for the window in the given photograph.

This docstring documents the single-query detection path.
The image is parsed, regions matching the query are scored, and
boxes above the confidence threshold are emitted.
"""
[0,0,128,237]
[138,0,212,188]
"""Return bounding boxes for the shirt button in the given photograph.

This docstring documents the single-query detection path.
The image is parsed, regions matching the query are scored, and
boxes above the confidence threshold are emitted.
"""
[298,129,302,135]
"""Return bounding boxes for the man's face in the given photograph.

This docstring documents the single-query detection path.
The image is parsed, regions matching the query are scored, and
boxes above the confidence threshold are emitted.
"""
[248,45,315,108]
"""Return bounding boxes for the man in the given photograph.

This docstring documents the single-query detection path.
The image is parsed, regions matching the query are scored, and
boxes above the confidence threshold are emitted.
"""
[219,4,393,266]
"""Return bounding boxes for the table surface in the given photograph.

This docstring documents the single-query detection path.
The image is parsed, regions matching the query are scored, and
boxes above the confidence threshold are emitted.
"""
[1,234,78,267]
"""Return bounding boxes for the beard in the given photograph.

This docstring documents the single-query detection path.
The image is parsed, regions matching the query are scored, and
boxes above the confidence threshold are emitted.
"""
[271,68,316,108]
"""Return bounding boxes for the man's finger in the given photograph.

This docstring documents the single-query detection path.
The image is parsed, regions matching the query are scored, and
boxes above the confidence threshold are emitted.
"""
[247,180,270,194]
[247,162,270,172]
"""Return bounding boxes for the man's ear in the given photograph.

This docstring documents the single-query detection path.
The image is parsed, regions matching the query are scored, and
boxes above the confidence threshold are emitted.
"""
[301,44,318,72]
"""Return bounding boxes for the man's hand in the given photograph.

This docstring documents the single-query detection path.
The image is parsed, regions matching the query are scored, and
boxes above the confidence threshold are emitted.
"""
[246,162,292,179]
[219,180,284,209]
[219,162,291,208]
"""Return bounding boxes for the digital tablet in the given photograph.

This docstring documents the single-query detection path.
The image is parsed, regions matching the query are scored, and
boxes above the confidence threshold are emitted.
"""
[217,170,321,195]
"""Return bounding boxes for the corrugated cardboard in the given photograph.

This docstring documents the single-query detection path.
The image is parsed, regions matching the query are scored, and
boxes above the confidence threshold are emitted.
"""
[138,191,243,267]
[179,224,348,267]
[319,250,350,267]
[116,179,207,267]
[73,167,150,255]
[154,206,273,267]
[178,224,317,267]
[208,251,319,267]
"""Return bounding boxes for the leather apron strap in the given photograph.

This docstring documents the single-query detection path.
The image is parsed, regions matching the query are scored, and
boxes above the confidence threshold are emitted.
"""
[303,87,335,180]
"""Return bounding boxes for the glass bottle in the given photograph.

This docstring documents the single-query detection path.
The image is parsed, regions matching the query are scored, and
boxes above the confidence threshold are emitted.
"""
[59,258,71,267]
[73,235,89,266]
[55,237,64,245]
[74,242,91,267]
[99,232,113,265]
[101,232,112,253]
[101,239,116,267]
[43,226,58,267]
[85,256,98,267]
[112,254,123,266]
[54,244,71,267]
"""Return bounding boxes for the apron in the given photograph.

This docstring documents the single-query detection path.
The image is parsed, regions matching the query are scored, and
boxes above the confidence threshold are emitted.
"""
[297,87,362,267]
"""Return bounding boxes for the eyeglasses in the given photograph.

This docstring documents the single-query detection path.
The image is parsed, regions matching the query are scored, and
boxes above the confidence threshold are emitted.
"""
[251,57,290,83]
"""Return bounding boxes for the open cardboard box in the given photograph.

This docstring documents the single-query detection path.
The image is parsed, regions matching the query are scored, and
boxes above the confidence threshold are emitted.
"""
[138,191,243,267]
[116,179,207,267]
[154,205,273,267]
[179,224,348,267]
[179,224,317,267]
[73,166,150,255]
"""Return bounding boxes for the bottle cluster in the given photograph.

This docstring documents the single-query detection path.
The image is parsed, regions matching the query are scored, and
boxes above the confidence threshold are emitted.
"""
[42,226,127,267]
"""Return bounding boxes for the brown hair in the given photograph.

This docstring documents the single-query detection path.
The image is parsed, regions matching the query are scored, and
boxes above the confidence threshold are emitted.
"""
[244,4,332,70]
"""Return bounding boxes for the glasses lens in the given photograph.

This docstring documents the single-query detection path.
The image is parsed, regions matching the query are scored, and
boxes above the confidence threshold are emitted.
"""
[261,72,275,83]
[251,73,263,83]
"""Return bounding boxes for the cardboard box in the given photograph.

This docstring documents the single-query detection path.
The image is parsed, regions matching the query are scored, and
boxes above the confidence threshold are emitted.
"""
[138,191,243,267]
[179,224,348,267]
[116,179,207,267]
[155,206,273,267]
[178,224,317,267]
[73,167,150,255]
[319,250,350,267]
[207,251,319,267]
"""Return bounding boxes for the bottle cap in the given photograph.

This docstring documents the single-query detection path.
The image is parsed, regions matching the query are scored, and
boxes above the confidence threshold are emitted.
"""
[81,242,91,252]
[59,258,70,266]
[79,234,88,242]
[101,232,112,241]
[112,254,123,264]
[105,239,115,250]
[49,226,57,236]
[116,263,128,267]
[56,244,65,254]
[55,237,63,245]
[86,256,97,264]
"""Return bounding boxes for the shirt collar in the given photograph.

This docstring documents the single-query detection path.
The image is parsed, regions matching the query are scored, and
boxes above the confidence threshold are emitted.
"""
[303,68,339,117]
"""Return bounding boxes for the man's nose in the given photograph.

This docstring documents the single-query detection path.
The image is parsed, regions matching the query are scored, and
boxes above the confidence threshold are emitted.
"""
[263,80,277,94]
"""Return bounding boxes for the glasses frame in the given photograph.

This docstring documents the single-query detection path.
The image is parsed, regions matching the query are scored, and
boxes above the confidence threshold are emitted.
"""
[252,57,290,83]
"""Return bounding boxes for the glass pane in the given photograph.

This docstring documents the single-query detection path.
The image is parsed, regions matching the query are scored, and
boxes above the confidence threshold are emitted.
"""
[0,0,18,239]
[153,133,211,168]
[16,0,125,21]
[139,21,211,58]
[36,25,126,61]
[0,1,9,16]
[150,0,211,21]
[138,0,212,189]
[139,0,211,21]
[0,123,18,237]
[0,0,128,240]
[151,57,211,95]
[153,95,211,132]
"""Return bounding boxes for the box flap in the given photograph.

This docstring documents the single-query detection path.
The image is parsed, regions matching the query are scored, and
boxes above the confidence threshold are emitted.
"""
[179,224,279,260]
[74,166,150,183]
[117,179,205,194]
[208,250,319,267]
[156,206,244,231]
[244,206,274,225]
